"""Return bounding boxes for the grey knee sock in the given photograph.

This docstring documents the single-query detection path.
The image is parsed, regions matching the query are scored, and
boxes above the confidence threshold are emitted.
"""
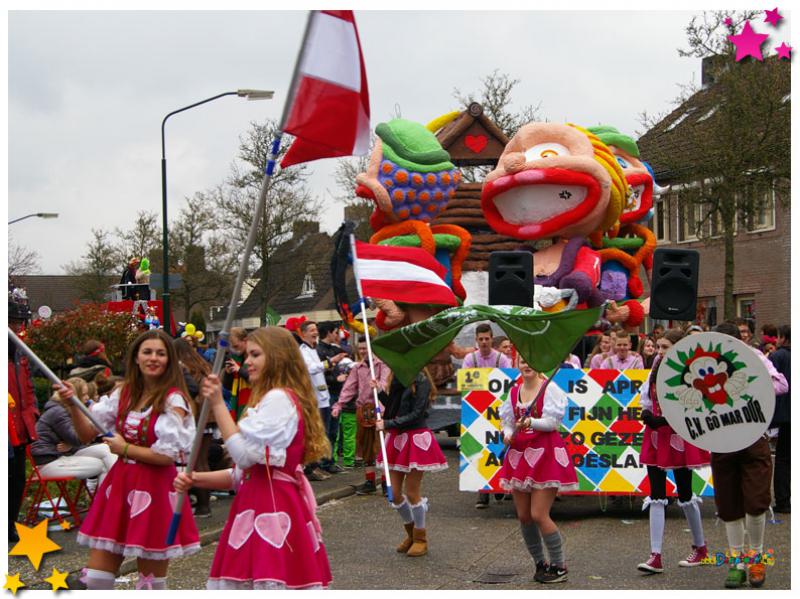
[745,512,766,554]
[678,496,705,547]
[391,495,414,524]
[150,577,167,590]
[85,569,115,590]
[644,497,667,554]
[410,498,428,529]
[542,530,564,568]
[520,522,545,564]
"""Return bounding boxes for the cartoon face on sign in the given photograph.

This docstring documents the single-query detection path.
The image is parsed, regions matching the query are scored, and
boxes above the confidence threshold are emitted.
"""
[656,332,775,454]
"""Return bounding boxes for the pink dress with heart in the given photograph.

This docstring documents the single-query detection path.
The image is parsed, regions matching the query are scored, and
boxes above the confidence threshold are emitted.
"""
[207,389,332,590]
[499,384,579,492]
[378,428,449,473]
[76,388,201,559]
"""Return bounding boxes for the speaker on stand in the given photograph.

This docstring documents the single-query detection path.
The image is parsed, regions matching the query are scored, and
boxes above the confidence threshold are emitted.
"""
[488,251,533,308]
[648,248,700,321]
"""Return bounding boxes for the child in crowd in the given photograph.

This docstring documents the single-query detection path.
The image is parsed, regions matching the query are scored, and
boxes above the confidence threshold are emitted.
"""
[499,355,578,583]
[58,329,199,590]
[331,338,391,494]
[586,333,613,368]
[375,369,448,557]
[602,331,644,369]
[640,336,658,369]
[174,326,332,589]
[637,328,711,574]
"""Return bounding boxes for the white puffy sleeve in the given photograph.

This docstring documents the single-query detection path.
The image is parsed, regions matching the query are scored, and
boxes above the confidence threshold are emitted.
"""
[151,392,196,460]
[530,384,567,431]
[639,378,653,412]
[224,389,299,469]
[499,393,516,440]
[89,388,121,433]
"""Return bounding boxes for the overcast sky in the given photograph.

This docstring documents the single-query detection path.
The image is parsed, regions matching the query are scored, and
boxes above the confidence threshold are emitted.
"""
[7,7,792,274]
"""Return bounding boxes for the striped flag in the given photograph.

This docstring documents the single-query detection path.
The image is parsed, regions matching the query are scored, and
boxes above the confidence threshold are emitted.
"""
[353,240,458,307]
[281,10,370,167]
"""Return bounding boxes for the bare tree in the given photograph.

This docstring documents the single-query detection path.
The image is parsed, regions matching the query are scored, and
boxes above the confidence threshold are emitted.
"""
[215,119,321,325]
[63,229,119,302]
[8,237,40,276]
[112,210,161,267]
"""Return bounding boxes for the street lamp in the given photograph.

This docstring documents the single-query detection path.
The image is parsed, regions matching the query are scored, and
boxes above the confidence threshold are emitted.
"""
[8,212,59,225]
[160,89,274,333]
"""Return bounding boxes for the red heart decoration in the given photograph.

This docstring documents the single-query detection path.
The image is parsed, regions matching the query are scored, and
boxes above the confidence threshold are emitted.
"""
[464,134,488,154]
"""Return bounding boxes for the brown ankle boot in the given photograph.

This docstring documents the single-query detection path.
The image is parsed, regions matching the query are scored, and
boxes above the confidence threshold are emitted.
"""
[406,528,427,557]
[396,522,414,553]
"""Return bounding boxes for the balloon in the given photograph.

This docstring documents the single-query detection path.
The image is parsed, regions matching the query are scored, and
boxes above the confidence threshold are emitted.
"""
[195,331,205,342]
[185,323,196,335]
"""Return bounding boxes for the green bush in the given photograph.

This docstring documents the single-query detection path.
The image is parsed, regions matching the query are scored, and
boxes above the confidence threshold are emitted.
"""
[32,377,53,412]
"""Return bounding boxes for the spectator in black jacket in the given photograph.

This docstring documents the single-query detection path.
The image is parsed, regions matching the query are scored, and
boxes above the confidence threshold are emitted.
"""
[769,325,790,513]
[316,321,349,473]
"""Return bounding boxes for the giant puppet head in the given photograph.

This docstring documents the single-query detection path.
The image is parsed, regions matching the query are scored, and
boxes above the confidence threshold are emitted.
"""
[481,123,626,241]
[587,125,653,225]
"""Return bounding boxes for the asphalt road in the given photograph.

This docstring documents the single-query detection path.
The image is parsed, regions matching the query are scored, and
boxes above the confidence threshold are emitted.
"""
[110,438,791,590]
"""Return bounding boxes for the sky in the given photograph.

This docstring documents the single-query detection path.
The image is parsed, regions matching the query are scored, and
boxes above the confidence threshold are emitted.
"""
[6,5,794,274]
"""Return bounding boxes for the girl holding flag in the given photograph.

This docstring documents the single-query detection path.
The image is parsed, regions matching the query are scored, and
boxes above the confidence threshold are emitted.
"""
[498,355,578,584]
[58,329,199,590]
[174,326,332,589]
[374,368,448,557]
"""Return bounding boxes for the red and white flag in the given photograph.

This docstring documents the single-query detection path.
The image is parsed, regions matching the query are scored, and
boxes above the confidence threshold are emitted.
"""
[353,240,458,307]
[281,10,370,168]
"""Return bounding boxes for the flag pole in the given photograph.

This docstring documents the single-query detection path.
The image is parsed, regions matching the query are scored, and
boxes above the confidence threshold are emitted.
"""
[166,11,315,544]
[8,328,111,436]
[349,234,395,503]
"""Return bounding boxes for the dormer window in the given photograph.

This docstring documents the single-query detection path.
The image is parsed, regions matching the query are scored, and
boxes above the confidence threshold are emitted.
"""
[665,109,695,131]
[296,272,316,299]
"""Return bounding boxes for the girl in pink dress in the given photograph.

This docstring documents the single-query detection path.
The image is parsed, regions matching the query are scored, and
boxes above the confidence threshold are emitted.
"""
[637,328,710,574]
[375,369,448,558]
[59,329,199,590]
[499,355,577,584]
[174,326,332,589]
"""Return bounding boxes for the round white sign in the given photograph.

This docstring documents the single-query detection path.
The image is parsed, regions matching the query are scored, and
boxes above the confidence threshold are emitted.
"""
[655,332,775,454]
[38,305,52,319]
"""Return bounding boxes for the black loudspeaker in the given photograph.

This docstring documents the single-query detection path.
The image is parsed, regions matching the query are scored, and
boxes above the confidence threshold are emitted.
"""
[649,248,700,321]
[488,251,533,307]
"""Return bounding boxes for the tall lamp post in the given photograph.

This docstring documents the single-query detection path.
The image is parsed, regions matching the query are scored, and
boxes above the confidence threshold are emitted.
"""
[161,89,273,333]
[8,212,59,225]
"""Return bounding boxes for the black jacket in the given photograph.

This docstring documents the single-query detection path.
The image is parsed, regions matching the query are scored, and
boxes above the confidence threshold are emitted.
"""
[379,373,431,432]
[769,346,790,426]
[316,341,348,397]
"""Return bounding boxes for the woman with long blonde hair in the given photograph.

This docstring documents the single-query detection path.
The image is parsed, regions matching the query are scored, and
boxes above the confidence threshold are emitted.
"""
[174,326,332,589]
[58,329,199,590]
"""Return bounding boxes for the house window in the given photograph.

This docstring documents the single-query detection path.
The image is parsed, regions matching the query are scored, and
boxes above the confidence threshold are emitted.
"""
[677,194,701,242]
[296,272,316,299]
[736,294,756,324]
[704,202,724,238]
[653,195,672,242]
[696,106,718,122]
[745,184,776,233]
[665,109,695,131]
[696,297,718,327]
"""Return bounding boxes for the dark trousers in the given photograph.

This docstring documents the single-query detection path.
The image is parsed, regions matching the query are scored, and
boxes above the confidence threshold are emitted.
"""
[774,423,790,508]
[711,436,773,521]
[647,466,693,502]
[9,444,27,538]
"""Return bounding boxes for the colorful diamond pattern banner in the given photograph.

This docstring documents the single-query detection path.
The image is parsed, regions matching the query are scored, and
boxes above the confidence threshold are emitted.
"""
[459,368,714,496]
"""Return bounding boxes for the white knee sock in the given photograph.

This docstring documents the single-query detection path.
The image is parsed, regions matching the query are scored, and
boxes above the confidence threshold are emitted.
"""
[745,512,766,554]
[725,518,746,567]
[409,498,428,529]
[391,495,414,524]
[678,496,705,547]
[136,574,167,590]
[85,569,115,590]
[643,497,667,554]
[150,577,167,590]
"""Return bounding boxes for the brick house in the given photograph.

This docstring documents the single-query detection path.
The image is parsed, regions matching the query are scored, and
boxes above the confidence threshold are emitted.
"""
[637,56,790,332]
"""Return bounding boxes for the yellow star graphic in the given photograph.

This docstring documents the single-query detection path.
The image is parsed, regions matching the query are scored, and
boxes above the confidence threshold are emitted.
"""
[44,568,69,592]
[8,520,62,570]
[3,574,25,595]
[58,521,71,531]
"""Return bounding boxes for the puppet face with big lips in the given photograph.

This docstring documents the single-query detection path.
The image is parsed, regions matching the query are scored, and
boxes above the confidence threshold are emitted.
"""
[611,147,653,225]
[481,123,612,240]
[684,356,729,405]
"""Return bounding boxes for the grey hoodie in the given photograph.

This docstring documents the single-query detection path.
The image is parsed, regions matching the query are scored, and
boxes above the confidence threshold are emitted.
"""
[29,399,86,466]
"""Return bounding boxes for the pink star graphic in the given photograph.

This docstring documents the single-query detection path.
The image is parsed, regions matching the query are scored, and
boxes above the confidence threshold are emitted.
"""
[728,21,770,62]
[775,42,792,60]
[724,17,733,27]
[764,8,783,27]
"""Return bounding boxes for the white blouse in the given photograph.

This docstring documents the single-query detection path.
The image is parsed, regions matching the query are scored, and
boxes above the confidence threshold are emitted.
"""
[225,389,299,470]
[90,388,196,461]
[500,383,567,439]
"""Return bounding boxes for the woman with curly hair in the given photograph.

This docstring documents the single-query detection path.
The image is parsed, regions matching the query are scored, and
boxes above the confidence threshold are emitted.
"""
[174,326,332,589]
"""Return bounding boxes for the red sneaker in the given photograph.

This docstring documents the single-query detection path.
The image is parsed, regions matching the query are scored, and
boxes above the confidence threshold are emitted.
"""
[679,545,708,567]
[637,553,664,573]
